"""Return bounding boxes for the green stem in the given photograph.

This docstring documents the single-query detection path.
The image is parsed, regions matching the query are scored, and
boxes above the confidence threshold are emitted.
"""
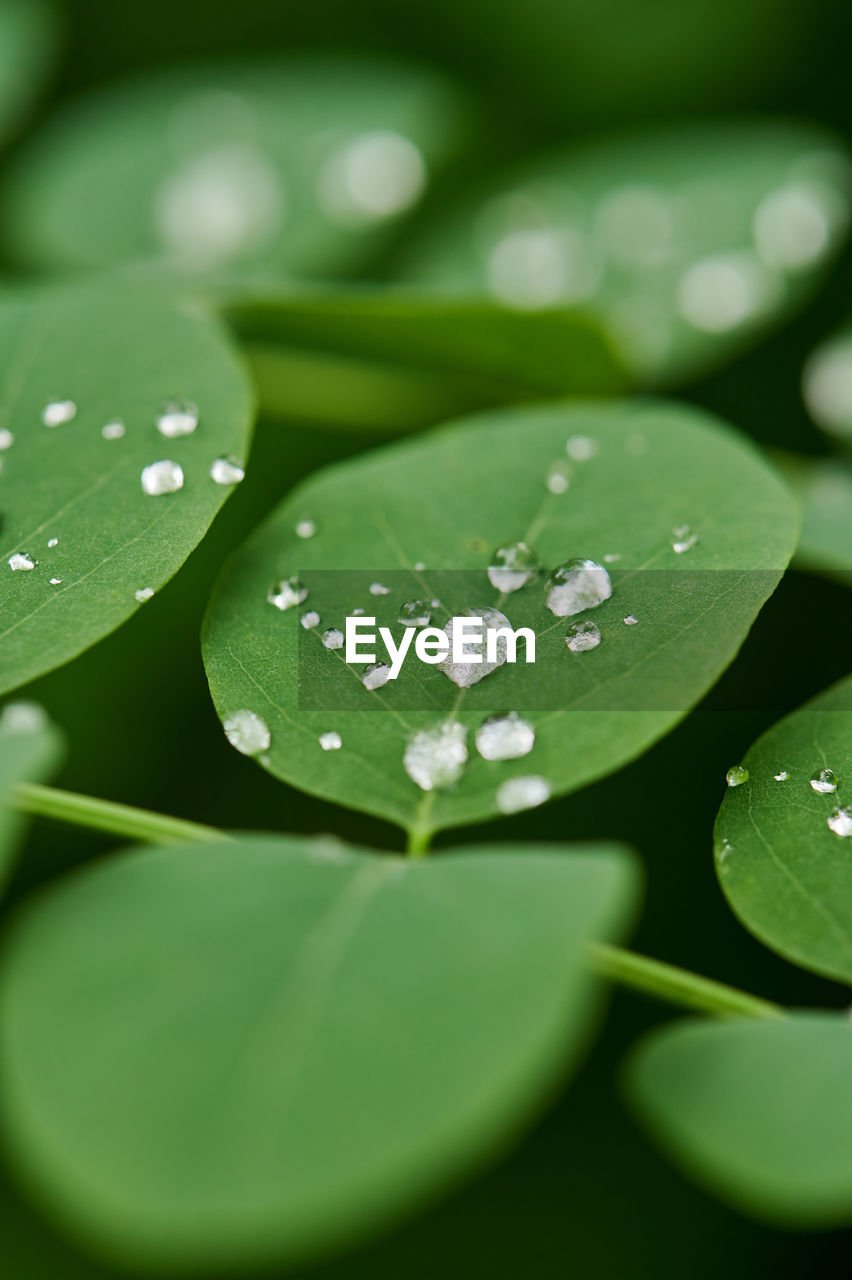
[589,943,784,1020]
[406,792,436,858]
[14,783,228,846]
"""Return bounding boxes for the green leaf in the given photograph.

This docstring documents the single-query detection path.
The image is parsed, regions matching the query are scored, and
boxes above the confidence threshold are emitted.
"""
[399,121,850,385]
[202,399,797,838]
[0,700,62,889]
[0,835,637,1271]
[0,278,253,695]
[714,674,852,984]
[627,1013,852,1227]
[0,0,56,145]
[2,58,468,275]
[802,323,852,444]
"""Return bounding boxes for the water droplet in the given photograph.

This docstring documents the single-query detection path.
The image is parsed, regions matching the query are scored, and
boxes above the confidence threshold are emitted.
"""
[487,541,538,593]
[828,805,852,837]
[398,600,432,626]
[565,434,599,462]
[753,185,833,271]
[295,519,316,539]
[319,131,426,225]
[369,582,390,596]
[671,525,698,554]
[414,561,426,572]
[0,701,48,733]
[603,553,621,564]
[322,628,344,650]
[47,537,58,549]
[267,576,307,611]
[811,768,838,794]
[8,552,36,571]
[623,615,638,626]
[135,587,154,603]
[439,607,514,687]
[546,462,570,494]
[726,765,749,787]
[351,607,365,616]
[319,731,342,751]
[774,771,789,781]
[476,712,535,761]
[678,253,774,333]
[803,336,852,439]
[156,397,198,438]
[102,419,125,440]
[496,775,551,814]
[565,620,601,652]
[210,456,244,485]
[49,577,62,585]
[0,429,13,450]
[141,460,184,495]
[42,399,76,428]
[403,720,468,791]
[223,709,270,756]
[362,662,391,691]
[301,610,320,629]
[487,227,600,309]
[545,559,612,617]
[715,835,734,866]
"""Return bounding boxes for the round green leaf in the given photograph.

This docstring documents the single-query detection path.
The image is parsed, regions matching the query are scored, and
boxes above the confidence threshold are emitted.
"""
[3,58,468,276]
[400,122,850,385]
[628,1013,852,1227]
[0,700,62,889]
[203,399,797,838]
[0,0,56,145]
[0,835,637,1271]
[0,279,253,695]
[715,674,852,984]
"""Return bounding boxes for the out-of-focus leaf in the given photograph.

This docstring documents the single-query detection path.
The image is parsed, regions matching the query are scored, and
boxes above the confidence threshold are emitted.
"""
[0,700,62,890]
[0,0,57,145]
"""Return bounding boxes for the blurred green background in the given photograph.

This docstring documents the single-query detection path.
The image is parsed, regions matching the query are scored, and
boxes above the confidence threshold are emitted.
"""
[4,0,852,1275]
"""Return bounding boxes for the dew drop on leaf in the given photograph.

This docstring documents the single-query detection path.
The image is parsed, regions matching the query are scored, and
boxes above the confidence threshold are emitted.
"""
[318,731,343,752]
[438,608,513,687]
[496,775,551,814]
[369,581,391,595]
[46,538,58,548]
[141,460,184,495]
[827,805,852,837]
[155,397,198,438]
[487,542,538,593]
[223,709,270,756]
[210,456,245,485]
[322,628,344,650]
[773,770,789,781]
[0,429,13,449]
[545,558,612,617]
[300,610,320,629]
[475,712,535,761]
[726,764,750,787]
[623,615,638,626]
[8,552,36,571]
[267,577,306,611]
[41,399,76,428]
[101,419,125,440]
[398,600,431,626]
[362,662,391,690]
[134,587,154,603]
[565,620,602,652]
[565,434,599,462]
[810,768,838,794]
[671,524,698,554]
[295,519,316,539]
[403,720,468,791]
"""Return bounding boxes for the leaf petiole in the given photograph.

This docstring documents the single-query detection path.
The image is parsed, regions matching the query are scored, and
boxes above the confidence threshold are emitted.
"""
[13,782,228,846]
[590,943,784,1020]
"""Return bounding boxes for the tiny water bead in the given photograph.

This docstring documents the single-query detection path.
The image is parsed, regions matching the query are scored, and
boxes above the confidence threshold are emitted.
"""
[545,559,612,617]
[475,712,535,761]
[811,768,838,794]
[319,731,343,752]
[487,542,538,593]
[320,131,427,226]
[603,553,621,564]
[223,709,270,756]
[101,419,125,440]
[774,771,789,781]
[565,620,601,652]
[8,553,36,571]
[49,577,62,585]
[134,588,154,603]
[267,577,307,611]
[322,628,344,650]
[0,701,48,733]
[671,525,698,554]
[828,806,852,837]
[623,615,638,626]
[439,607,513,688]
[715,836,734,867]
[141,460,184,495]
[362,662,391,691]
[403,720,468,792]
[496,775,551,814]
[210,456,245,485]
[47,538,58,549]
[156,397,198,438]
[295,519,316,539]
[726,765,750,787]
[42,399,76,428]
[369,582,391,595]
[414,561,426,572]
[398,600,431,627]
[300,610,320,629]
[0,429,13,449]
[546,463,570,494]
[565,434,599,462]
